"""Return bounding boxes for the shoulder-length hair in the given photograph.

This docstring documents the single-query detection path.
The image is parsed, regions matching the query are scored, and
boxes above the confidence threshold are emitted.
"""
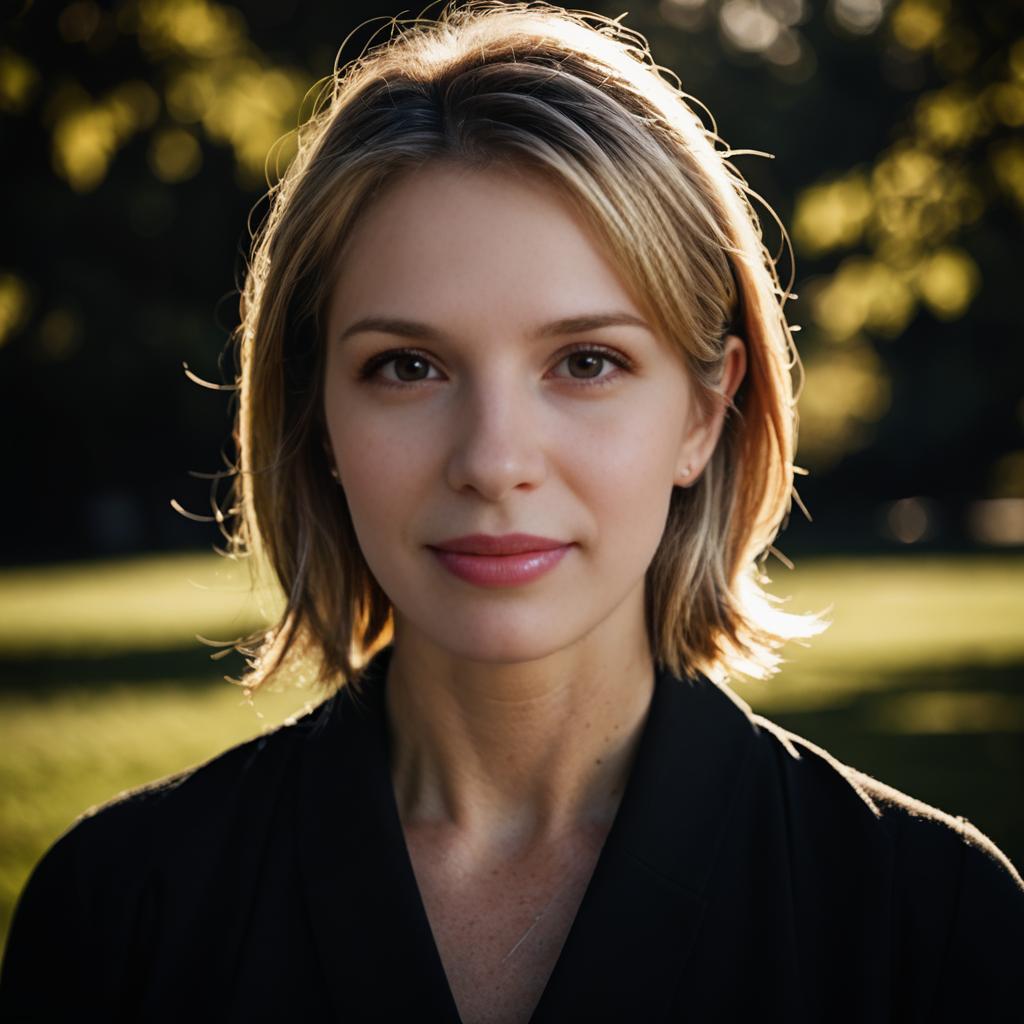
[223,0,829,695]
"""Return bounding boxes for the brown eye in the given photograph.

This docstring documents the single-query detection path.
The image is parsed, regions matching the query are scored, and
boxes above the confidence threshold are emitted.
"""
[552,345,631,386]
[357,348,443,388]
[566,352,605,379]
[393,353,431,381]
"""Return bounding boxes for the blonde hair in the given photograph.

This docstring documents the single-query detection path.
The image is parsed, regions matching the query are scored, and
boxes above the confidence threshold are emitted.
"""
[223,0,829,694]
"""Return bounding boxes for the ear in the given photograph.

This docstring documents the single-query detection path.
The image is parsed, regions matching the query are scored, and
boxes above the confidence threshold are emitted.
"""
[321,430,342,484]
[675,334,747,487]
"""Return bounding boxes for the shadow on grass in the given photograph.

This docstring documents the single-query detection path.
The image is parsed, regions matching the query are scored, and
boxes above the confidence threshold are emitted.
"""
[0,645,245,693]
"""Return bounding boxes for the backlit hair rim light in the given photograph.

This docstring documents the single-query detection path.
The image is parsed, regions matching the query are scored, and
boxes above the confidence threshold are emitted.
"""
[215,0,831,697]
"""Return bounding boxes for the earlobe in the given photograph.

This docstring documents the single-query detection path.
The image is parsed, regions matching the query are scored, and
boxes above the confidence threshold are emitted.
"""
[321,432,342,485]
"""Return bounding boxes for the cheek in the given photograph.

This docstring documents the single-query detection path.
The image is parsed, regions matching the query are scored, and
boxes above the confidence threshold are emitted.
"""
[328,411,435,543]
[558,398,681,558]
[571,399,679,502]
[335,430,398,494]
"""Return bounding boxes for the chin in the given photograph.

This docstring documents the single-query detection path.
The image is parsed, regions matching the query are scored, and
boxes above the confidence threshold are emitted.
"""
[396,610,583,667]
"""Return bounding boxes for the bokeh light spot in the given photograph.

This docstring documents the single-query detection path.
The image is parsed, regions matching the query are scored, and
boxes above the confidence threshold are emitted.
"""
[0,273,31,347]
[890,0,948,52]
[148,126,203,183]
[0,49,39,114]
[915,247,980,320]
[793,171,872,255]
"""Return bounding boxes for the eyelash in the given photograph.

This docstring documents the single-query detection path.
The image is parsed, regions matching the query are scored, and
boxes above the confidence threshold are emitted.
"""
[356,343,634,391]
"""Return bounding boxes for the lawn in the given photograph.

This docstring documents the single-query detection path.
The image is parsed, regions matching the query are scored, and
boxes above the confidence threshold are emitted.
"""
[1,549,1022,953]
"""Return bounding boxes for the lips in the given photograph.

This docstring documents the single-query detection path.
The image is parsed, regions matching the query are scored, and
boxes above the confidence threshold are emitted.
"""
[429,533,569,556]
[427,533,574,587]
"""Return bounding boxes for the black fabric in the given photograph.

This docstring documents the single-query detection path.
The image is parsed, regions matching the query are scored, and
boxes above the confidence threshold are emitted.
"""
[2,643,1022,1022]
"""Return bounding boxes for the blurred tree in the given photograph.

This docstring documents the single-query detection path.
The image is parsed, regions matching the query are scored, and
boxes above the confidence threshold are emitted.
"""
[789,0,1024,476]
[0,0,327,562]
[0,0,1021,563]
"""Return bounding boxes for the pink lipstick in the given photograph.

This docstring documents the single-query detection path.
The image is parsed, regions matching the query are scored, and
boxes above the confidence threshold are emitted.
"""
[428,533,573,587]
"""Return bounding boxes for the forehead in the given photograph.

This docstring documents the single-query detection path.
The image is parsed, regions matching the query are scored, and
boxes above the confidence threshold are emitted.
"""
[328,161,646,328]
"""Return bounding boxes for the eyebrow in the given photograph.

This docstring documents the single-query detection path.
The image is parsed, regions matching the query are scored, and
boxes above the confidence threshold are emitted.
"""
[336,311,653,345]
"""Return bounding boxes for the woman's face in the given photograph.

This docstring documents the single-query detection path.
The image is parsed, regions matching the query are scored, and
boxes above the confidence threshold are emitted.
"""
[323,161,731,665]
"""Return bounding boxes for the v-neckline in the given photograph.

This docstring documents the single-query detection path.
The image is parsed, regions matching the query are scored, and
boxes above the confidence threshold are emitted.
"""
[375,652,654,1023]
[294,643,760,1023]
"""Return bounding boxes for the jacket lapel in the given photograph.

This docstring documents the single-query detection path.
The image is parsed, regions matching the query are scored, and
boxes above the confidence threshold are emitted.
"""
[530,664,760,1022]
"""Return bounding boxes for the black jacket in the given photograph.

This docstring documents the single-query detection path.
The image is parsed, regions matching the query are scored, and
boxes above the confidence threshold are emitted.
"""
[2,642,1022,1022]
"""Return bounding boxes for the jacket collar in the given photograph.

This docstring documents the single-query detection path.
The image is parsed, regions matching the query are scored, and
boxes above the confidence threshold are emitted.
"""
[295,643,760,1021]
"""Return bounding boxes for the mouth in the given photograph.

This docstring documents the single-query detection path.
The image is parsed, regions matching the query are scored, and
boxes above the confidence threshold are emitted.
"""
[426,535,574,588]
[428,533,570,556]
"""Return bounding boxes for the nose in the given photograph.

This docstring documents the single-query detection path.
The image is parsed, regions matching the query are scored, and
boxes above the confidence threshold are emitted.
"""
[444,375,548,501]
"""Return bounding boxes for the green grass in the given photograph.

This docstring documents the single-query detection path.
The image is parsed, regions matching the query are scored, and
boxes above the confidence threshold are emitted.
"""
[0,549,1022,954]
[0,681,315,921]
[0,551,284,655]
[746,552,1024,689]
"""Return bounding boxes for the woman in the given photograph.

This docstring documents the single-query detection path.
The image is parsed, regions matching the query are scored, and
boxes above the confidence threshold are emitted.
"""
[2,2,1021,1021]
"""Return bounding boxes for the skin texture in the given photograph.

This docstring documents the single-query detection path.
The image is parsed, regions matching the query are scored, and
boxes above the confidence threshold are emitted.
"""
[322,161,745,1022]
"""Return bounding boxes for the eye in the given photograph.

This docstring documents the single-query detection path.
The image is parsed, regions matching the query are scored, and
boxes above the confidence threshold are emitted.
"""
[358,349,443,387]
[550,344,632,387]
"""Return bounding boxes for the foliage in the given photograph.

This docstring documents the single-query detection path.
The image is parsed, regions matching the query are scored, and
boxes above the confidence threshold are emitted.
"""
[0,0,1022,563]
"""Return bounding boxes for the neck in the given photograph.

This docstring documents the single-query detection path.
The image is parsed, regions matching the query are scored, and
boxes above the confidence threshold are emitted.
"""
[385,623,656,854]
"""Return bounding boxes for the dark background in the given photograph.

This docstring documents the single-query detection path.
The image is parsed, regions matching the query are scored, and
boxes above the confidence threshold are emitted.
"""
[2,0,1023,565]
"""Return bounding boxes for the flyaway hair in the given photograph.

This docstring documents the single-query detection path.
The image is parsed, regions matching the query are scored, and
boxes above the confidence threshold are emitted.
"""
[220,0,830,694]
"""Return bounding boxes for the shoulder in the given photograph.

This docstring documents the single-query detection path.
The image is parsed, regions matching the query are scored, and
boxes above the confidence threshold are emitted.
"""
[67,694,332,858]
[747,708,1021,888]
[0,695,337,1015]
[741,706,1024,1013]
[4,698,335,927]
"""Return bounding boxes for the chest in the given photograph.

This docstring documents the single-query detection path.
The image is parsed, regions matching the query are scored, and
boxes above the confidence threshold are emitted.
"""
[404,831,606,1024]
